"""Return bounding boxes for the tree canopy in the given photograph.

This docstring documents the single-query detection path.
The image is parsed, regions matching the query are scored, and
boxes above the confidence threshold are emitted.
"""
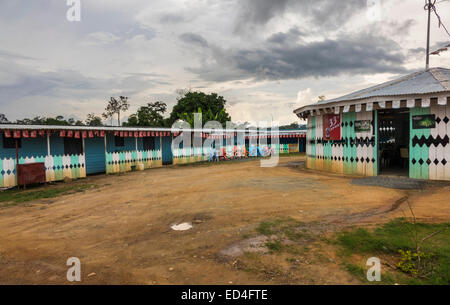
[85,113,103,126]
[167,91,231,127]
[14,115,84,126]
[102,96,130,126]
[0,114,9,124]
[124,101,167,127]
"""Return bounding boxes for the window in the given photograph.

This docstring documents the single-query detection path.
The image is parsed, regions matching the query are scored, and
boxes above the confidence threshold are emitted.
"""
[143,137,155,150]
[3,137,21,149]
[64,138,83,155]
[114,136,124,147]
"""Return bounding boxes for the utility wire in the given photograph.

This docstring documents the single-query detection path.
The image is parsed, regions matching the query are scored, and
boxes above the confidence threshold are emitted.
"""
[425,0,450,55]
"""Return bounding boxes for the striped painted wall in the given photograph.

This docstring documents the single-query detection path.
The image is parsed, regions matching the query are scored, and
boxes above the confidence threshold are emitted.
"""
[105,149,162,174]
[306,111,377,176]
[0,154,86,187]
[0,133,86,187]
[173,147,210,165]
[410,104,450,180]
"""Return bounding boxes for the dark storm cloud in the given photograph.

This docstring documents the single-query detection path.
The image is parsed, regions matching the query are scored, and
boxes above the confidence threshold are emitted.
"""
[181,31,408,82]
[234,0,368,32]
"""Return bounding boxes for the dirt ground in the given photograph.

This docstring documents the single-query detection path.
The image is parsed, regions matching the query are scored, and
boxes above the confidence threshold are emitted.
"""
[0,155,449,284]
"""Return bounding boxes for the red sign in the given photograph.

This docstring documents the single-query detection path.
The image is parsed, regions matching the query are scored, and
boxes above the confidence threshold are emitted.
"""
[323,114,341,140]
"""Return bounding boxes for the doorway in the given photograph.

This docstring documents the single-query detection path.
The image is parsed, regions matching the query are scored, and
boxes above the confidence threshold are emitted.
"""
[378,108,410,176]
[161,136,173,165]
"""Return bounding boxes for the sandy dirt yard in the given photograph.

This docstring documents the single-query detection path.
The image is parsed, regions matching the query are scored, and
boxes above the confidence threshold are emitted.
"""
[0,155,449,284]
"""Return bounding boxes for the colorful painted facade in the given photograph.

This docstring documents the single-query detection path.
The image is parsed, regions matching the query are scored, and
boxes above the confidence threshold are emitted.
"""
[0,125,306,187]
[296,67,450,180]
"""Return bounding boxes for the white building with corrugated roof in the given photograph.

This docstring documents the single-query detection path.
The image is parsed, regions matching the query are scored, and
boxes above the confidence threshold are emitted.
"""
[294,67,450,180]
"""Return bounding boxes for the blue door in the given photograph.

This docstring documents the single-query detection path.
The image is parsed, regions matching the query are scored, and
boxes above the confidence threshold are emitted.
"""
[161,136,173,165]
[84,137,106,174]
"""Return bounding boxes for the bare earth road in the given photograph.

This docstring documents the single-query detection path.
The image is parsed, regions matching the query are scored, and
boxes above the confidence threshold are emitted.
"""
[0,156,448,284]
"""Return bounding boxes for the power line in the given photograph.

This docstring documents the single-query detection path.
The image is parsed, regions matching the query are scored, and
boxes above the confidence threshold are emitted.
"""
[425,0,450,59]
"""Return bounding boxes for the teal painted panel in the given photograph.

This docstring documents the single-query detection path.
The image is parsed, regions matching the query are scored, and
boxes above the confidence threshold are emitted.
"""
[410,107,430,179]
[343,113,351,174]
[350,112,357,174]
[310,117,316,168]
[161,136,173,164]
[0,133,48,159]
[84,137,106,174]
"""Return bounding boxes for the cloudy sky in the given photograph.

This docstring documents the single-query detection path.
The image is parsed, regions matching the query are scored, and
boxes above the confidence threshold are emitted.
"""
[1,0,449,125]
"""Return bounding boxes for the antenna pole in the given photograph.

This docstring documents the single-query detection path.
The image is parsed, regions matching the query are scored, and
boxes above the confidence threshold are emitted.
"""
[426,0,431,70]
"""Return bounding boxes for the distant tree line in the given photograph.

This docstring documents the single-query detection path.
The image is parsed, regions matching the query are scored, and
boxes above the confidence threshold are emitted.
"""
[0,113,103,126]
[0,90,304,129]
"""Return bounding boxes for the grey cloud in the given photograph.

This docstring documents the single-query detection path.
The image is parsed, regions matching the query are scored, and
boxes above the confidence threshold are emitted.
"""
[388,19,417,36]
[182,32,408,82]
[179,33,209,48]
[234,0,367,33]
[408,40,450,58]
[160,13,189,24]
[0,59,169,104]
[0,49,40,61]
[267,27,304,45]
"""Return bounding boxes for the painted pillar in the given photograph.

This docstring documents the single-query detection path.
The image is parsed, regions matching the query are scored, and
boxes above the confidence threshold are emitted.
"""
[104,134,107,172]
[46,133,51,156]
[373,110,378,176]
[410,107,430,179]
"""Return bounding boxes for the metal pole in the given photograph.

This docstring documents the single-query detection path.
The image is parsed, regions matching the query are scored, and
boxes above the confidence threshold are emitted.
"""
[426,0,431,70]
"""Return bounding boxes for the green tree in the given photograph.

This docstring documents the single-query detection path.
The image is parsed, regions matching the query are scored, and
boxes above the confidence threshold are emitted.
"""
[0,114,8,124]
[279,122,300,130]
[124,101,167,127]
[167,91,231,127]
[85,113,103,126]
[102,96,130,126]
[14,115,84,126]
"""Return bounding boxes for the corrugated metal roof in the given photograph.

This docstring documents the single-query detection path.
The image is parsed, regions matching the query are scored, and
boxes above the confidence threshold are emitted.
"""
[314,67,450,105]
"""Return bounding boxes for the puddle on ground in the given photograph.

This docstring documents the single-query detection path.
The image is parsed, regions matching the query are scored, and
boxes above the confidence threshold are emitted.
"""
[171,222,193,231]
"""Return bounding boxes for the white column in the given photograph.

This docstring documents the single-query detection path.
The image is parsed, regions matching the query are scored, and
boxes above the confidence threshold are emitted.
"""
[82,136,85,155]
[46,133,50,156]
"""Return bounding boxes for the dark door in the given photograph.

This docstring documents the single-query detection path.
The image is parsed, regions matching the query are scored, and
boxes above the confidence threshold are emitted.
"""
[161,136,173,165]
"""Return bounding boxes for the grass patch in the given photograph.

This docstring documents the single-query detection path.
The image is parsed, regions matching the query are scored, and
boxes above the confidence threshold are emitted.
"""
[336,219,450,285]
[256,217,313,256]
[0,183,96,206]
[256,217,307,241]
[266,240,284,253]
